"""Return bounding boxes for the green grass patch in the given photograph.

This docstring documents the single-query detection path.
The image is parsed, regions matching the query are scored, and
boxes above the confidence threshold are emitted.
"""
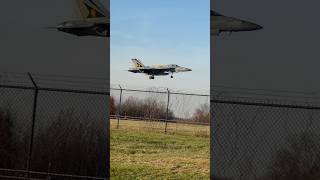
[110,119,210,179]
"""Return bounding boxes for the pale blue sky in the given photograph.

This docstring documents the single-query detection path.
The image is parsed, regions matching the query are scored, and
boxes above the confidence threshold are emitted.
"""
[110,0,210,91]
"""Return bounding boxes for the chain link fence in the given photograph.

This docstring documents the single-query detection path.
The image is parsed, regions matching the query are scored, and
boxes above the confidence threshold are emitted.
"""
[0,72,109,179]
[211,89,320,180]
[110,85,210,136]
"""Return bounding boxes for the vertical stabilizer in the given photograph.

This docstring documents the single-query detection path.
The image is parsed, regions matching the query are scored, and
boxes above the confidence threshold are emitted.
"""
[75,0,107,20]
[131,59,144,68]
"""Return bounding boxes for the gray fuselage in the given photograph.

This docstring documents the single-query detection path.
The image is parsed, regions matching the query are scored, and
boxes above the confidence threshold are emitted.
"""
[211,11,262,35]
[57,20,109,37]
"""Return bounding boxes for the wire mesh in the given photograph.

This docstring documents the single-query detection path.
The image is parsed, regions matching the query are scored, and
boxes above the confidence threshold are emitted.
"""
[0,87,34,170]
[211,94,320,180]
[0,73,109,179]
[110,86,210,135]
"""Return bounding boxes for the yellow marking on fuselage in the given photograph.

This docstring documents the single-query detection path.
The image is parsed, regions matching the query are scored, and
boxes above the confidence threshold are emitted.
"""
[90,9,97,17]
[134,64,142,68]
[155,64,165,68]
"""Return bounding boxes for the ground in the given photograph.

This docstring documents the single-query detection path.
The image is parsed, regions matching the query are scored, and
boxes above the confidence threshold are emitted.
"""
[110,119,210,180]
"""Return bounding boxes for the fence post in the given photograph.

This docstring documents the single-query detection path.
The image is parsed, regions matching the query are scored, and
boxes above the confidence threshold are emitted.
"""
[47,162,52,180]
[165,88,170,133]
[26,72,39,176]
[117,85,123,129]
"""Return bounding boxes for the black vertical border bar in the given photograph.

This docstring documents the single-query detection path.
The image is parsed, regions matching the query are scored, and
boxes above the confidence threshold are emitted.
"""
[106,0,110,178]
[210,0,214,179]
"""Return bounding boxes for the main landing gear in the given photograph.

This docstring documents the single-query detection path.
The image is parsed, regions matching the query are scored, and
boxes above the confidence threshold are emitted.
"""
[149,75,155,79]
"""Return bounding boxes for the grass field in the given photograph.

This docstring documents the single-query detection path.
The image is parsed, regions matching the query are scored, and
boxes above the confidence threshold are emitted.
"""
[110,119,210,180]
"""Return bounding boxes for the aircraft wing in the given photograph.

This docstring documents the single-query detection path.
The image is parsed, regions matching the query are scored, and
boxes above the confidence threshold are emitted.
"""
[57,22,94,29]
[139,67,171,74]
[128,69,140,73]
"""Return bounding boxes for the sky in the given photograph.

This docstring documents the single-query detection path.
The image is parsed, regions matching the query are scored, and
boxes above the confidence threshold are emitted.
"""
[111,0,210,91]
[0,0,109,84]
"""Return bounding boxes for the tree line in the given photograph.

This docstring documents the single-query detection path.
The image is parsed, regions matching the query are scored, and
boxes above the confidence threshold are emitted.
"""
[110,96,210,123]
[0,107,108,178]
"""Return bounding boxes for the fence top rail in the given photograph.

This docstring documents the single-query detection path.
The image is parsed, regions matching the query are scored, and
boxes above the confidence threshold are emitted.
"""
[0,168,108,180]
[39,87,109,95]
[0,84,109,95]
[212,89,320,101]
[110,115,210,126]
[0,175,44,180]
[1,72,109,94]
[110,87,210,97]
[0,84,34,90]
[211,99,320,110]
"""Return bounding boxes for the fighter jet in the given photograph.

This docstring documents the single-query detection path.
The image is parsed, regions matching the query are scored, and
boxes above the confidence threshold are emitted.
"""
[128,59,192,79]
[48,0,109,37]
[211,10,263,36]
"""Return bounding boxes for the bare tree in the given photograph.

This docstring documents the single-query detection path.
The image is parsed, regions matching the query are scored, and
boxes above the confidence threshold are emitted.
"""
[261,132,320,180]
[0,109,17,168]
[120,96,174,120]
[31,108,108,178]
[110,96,116,115]
[192,103,210,123]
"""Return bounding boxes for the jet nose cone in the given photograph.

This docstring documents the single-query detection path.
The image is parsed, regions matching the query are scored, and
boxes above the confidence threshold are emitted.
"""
[57,23,64,30]
[177,67,192,72]
[181,67,192,72]
[242,21,263,31]
[252,23,263,30]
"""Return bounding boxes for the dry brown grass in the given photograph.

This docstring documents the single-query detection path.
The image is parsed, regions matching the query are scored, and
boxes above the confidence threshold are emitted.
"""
[110,119,210,179]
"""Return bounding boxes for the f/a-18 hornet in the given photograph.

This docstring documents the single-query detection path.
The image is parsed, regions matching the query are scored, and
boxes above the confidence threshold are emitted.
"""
[128,59,192,79]
[48,0,109,37]
[211,10,263,36]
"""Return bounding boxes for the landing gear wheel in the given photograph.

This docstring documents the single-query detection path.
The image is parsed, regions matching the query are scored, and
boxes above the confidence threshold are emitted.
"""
[149,76,155,79]
[171,75,173,78]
